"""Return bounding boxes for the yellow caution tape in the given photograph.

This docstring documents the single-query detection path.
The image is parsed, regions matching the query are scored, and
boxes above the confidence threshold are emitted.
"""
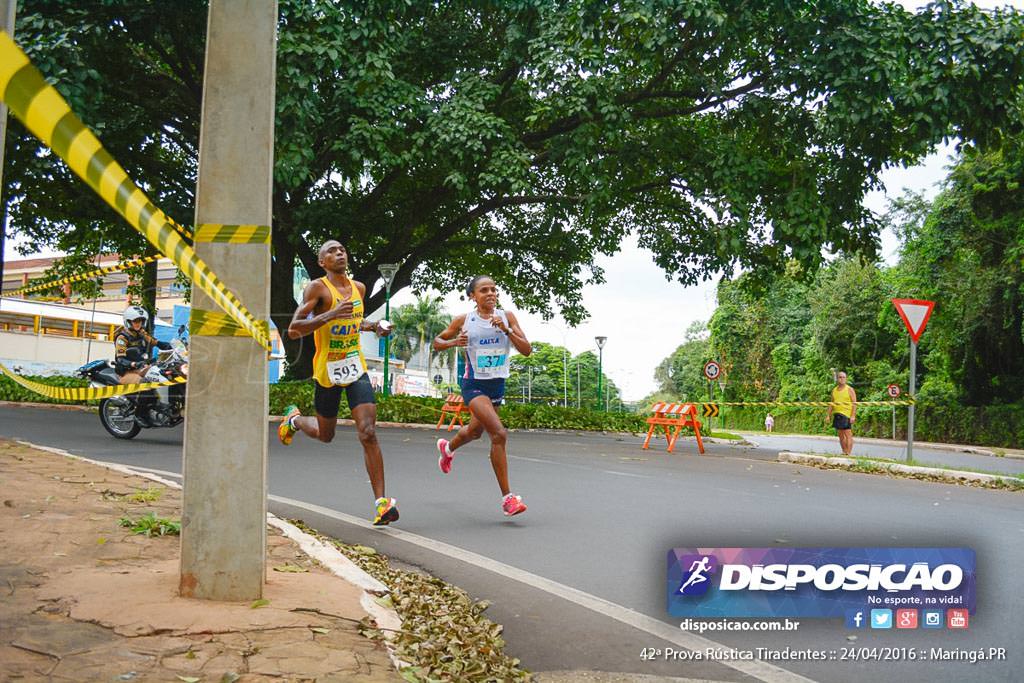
[4,254,162,297]
[194,223,271,244]
[190,308,269,338]
[0,363,185,401]
[167,215,193,239]
[0,32,270,351]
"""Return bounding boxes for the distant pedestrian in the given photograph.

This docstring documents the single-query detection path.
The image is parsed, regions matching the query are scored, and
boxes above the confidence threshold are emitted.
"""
[825,371,857,455]
[764,413,775,433]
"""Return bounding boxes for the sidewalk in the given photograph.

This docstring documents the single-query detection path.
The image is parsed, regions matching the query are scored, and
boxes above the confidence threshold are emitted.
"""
[0,438,401,682]
[734,429,1024,459]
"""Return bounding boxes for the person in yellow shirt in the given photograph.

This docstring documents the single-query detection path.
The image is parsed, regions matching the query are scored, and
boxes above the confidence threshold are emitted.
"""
[825,371,857,455]
[278,240,398,526]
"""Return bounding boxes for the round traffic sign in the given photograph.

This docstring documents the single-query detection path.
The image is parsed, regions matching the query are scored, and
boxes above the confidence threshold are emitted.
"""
[703,360,721,381]
[433,374,444,385]
[887,384,901,398]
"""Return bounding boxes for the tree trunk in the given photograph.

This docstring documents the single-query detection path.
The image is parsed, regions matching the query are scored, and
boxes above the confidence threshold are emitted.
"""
[269,235,314,380]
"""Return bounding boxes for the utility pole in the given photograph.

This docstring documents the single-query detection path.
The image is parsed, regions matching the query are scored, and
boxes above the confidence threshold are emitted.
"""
[378,263,398,396]
[595,336,607,411]
[562,346,567,408]
[576,358,581,409]
[0,1,16,291]
[180,0,277,601]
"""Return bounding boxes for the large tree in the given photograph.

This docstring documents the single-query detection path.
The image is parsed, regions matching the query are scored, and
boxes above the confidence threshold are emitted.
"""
[6,0,1024,377]
[887,144,1024,405]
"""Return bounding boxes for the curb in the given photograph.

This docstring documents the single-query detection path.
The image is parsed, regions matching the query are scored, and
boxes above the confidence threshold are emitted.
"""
[0,400,95,412]
[737,430,1017,459]
[11,438,406,671]
[777,451,1023,486]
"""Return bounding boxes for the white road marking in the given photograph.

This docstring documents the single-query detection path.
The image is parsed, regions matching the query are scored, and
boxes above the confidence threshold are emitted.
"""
[602,469,653,478]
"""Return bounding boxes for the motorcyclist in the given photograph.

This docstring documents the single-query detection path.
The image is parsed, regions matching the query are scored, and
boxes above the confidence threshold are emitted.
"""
[113,306,171,426]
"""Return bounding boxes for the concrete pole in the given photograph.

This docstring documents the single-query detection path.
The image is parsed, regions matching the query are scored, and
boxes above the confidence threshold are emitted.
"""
[180,0,277,600]
[0,1,16,286]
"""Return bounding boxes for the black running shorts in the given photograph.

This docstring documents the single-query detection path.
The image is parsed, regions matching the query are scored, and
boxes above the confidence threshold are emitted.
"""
[832,413,853,431]
[314,374,376,418]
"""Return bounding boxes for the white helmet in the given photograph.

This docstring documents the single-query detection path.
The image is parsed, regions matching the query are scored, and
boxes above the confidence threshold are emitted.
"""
[123,305,149,327]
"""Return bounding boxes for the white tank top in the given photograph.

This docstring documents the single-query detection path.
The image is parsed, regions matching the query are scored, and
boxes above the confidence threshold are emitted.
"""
[463,308,511,380]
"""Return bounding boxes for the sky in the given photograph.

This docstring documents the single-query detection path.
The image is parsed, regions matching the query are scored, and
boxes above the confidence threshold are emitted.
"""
[3,0,1020,401]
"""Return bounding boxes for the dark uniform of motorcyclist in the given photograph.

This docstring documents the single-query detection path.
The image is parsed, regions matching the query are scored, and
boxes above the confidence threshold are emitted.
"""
[114,306,170,426]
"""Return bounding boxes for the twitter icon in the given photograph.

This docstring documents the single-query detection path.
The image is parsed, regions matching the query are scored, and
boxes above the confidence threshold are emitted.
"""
[870,609,893,629]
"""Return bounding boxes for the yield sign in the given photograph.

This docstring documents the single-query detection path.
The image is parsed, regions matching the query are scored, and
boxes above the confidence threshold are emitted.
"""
[892,298,935,343]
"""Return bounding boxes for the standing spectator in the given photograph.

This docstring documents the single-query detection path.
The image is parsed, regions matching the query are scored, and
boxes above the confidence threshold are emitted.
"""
[825,371,857,455]
[764,412,775,433]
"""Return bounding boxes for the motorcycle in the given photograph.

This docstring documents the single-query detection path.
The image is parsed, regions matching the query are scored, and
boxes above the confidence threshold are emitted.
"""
[76,338,189,439]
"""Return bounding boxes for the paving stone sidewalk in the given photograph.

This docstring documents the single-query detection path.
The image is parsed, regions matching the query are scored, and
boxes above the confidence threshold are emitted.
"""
[0,438,400,682]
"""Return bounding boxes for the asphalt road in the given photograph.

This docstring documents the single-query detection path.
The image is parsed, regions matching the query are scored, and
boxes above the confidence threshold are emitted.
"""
[1,404,1021,683]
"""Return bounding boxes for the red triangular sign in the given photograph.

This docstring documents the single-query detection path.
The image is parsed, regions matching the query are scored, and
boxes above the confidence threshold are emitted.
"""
[892,298,935,343]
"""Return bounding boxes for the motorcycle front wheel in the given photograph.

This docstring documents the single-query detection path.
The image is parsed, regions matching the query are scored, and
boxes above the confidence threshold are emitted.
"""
[99,397,142,439]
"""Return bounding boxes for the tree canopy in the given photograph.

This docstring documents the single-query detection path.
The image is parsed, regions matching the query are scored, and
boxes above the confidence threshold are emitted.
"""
[650,138,1024,419]
[6,0,1024,376]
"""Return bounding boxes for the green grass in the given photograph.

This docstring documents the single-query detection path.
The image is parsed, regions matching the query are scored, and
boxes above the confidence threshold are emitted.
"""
[119,512,180,537]
[803,452,1024,490]
[709,430,743,440]
[124,486,163,503]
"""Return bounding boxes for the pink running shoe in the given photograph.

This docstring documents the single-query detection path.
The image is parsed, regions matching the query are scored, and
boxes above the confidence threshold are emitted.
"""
[502,493,527,517]
[437,438,454,474]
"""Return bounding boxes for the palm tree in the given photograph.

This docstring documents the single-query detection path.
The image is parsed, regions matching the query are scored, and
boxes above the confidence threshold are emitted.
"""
[391,295,451,377]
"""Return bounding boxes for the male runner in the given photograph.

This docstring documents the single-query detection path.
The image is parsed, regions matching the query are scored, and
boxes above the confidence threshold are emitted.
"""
[278,240,398,525]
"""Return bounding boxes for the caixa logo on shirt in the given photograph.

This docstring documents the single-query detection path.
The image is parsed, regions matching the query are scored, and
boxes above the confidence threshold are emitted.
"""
[667,547,975,618]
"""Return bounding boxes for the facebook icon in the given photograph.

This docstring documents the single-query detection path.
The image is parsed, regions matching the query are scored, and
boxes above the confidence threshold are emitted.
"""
[845,609,866,629]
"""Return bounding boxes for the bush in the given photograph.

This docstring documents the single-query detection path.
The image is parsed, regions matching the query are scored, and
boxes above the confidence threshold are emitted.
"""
[0,374,99,406]
[269,382,646,432]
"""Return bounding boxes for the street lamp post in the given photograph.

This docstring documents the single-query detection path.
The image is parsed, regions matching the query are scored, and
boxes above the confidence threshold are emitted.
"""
[595,336,607,412]
[576,358,581,408]
[378,263,399,397]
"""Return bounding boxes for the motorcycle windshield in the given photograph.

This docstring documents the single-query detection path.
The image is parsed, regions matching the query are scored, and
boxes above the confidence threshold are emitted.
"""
[78,359,109,373]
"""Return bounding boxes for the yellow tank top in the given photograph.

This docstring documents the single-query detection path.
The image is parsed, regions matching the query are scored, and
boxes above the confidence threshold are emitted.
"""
[831,385,853,417]
[312,277,367,388]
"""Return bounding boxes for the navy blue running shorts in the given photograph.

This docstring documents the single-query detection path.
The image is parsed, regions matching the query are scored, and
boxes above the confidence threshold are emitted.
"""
[460,377,506,407]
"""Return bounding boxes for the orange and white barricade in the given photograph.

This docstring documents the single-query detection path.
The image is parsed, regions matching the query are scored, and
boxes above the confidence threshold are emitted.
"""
[437,393,471,431]
[642,402,704,454]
